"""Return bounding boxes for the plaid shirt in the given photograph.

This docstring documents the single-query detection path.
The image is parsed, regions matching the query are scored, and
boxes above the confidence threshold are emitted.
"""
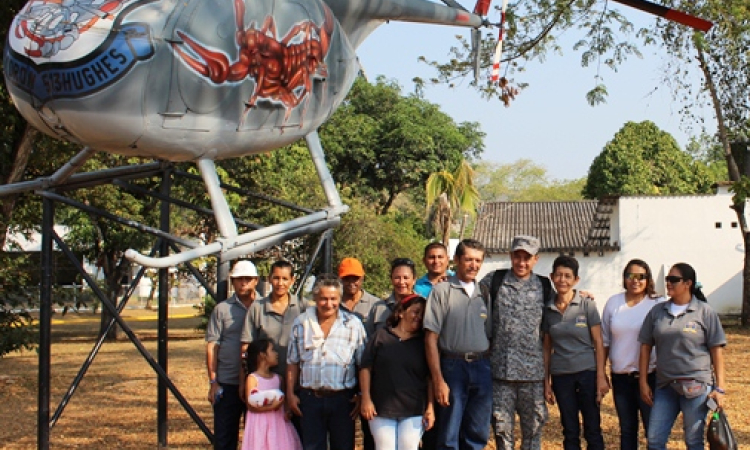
[287,308,367,390]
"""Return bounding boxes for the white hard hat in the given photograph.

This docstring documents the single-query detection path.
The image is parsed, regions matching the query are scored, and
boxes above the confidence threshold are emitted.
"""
[230,260,258,278]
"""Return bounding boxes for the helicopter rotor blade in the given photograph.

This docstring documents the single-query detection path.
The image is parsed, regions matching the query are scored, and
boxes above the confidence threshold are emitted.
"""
[611,0,712,32]
[438,0,470,12]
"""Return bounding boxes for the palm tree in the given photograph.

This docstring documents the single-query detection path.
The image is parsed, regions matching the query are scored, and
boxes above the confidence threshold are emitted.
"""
[425,160,481,246]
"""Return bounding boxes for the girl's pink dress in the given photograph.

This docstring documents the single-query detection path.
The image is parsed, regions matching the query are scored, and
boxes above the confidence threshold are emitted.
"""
[241,373,302,450]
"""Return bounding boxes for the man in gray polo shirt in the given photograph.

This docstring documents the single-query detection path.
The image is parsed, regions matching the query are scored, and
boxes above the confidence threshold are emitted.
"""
[206,260,259,450]
[424,238,492,450]
[240,260,304,391]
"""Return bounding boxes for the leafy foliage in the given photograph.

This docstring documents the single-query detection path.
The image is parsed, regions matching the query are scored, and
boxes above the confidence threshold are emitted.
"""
[418,0,646,105]
[332,195,428,297]
[320,76,484,214]
[583,121,717,198]
[475,159,586,201]
[426,160,481,244]
[0,253,37,357]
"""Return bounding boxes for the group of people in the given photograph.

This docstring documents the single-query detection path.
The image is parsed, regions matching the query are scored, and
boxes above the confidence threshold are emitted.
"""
[205,234,728,450]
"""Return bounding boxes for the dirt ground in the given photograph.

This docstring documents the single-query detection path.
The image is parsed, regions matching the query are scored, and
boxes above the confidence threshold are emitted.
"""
[1,308,748,449]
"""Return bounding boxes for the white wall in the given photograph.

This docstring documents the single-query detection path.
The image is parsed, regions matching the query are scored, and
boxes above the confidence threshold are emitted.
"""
[478,190,747,315]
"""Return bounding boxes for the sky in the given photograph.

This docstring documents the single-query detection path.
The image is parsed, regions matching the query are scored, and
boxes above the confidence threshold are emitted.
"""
[355,7,717,181]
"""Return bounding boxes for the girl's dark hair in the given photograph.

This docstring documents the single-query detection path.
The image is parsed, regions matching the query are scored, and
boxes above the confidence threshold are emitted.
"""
[386,294,426,328]
[622,259,657,298]
[552,255,579,277]
[390,258,416,277]
[245,338,273,375]
[671,263,707,302]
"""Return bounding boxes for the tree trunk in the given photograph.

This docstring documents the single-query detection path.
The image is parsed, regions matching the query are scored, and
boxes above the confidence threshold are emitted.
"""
[458,213,469,240]
[0,125,38,248]
[744,232,750,326]
[696,46,749,326]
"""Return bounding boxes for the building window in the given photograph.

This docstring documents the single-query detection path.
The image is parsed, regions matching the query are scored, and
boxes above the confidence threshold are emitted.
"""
[732,222,738,228]
[716,222,722,228]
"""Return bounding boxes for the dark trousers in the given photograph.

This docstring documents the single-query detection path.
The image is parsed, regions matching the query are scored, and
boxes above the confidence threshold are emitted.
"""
[213,383,246,450]
[299,389,356,450]
[611,372,656,450]
[551,370,604,450]
[436,357,492,450]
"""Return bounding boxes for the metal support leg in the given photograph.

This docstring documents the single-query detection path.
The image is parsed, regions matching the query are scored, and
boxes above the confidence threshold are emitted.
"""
[306,131,344,209]
[323,230,333,273]
[38,196,54,450]
[158,169,171,448]
[47,147,95,186]
[197,159,238,239]
[217,260,230,302]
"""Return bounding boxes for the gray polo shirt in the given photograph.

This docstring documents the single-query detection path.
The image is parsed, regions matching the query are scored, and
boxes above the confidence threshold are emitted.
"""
[638,296,726,389]
[542,293,600,375]
[206,295,249,385]
[241,294,303,378]
[423,276,489,354]
[365,293,397,337]
[341,289,382,336]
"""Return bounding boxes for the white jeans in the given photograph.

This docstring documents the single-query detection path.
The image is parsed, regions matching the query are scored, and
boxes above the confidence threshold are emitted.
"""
[369,416,423,450]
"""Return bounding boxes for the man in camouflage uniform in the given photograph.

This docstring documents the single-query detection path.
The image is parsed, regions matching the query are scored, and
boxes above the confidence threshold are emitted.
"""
[479,235,553,450]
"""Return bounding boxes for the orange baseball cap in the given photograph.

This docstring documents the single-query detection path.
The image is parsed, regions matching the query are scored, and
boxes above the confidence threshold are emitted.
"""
[338,257,365,278]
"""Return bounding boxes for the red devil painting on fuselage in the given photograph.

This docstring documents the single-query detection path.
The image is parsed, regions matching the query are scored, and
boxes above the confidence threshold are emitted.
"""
[171,0,334,130]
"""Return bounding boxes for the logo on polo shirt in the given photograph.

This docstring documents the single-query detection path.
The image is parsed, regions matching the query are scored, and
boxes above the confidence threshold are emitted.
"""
[575,315,587,328]
[682,321,698,333]
[479,305,488,320]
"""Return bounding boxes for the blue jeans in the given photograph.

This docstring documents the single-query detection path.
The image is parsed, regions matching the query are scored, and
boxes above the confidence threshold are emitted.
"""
[213,384,245,450]
[369,416,423,450]
[551,370,604,450]
[611,372,655,450]
[436,357,492,450]
[299,389,355,450]
[647,384,710,450]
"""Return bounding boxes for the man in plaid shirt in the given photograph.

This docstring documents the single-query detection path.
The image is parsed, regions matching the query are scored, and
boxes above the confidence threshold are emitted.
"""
[286,275,367,450]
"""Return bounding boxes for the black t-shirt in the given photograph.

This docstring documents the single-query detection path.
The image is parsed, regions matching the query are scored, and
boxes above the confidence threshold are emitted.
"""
[361,327,429,418]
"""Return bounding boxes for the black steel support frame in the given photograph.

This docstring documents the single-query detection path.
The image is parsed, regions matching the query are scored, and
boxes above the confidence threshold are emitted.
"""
[27,164,335,449]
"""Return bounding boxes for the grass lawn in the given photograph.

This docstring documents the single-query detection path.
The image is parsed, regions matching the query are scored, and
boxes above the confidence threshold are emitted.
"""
[1,308,748,449]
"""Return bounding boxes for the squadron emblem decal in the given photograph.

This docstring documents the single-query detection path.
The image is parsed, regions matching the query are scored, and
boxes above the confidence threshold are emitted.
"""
[4,0,156,102]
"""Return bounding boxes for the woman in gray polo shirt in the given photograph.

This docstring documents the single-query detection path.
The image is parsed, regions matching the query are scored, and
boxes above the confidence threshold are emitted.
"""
[637,263,726,450]
[543,256,608,450]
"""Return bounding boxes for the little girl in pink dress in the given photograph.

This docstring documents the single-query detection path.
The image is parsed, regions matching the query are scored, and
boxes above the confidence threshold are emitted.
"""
[241,339,302,450]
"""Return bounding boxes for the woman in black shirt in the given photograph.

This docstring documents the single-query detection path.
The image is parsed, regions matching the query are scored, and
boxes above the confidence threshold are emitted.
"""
[360,294,435,450]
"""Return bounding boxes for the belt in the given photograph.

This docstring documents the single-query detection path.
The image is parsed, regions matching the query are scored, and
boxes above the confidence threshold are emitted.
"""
[613,371,654,378]
[441,350,489,362]
[300,388,352,398]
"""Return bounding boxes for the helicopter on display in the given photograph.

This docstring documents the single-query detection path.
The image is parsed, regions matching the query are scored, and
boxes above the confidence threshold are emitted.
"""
[3,0,711,268]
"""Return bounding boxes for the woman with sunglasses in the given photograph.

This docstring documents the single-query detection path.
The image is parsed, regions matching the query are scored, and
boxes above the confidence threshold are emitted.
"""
[638,263,727,450]
[367,258,418,336]
[360,293,435,449]
[601,259,663,450]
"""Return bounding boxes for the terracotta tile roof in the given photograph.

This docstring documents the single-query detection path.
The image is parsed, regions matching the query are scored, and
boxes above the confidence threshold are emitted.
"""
[471,200,619,254]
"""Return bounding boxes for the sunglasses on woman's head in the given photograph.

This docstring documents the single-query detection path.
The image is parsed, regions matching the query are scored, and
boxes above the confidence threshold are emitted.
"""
[665,276,684,284]
[625,273,648,281]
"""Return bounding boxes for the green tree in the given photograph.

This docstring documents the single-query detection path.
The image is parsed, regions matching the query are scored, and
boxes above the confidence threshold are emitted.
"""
[426,160,481,245]
[583,121,715,198]
[320,76,484,214]
[475,159,586,201]
[656,0,750,324]
[333,195,427,297]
